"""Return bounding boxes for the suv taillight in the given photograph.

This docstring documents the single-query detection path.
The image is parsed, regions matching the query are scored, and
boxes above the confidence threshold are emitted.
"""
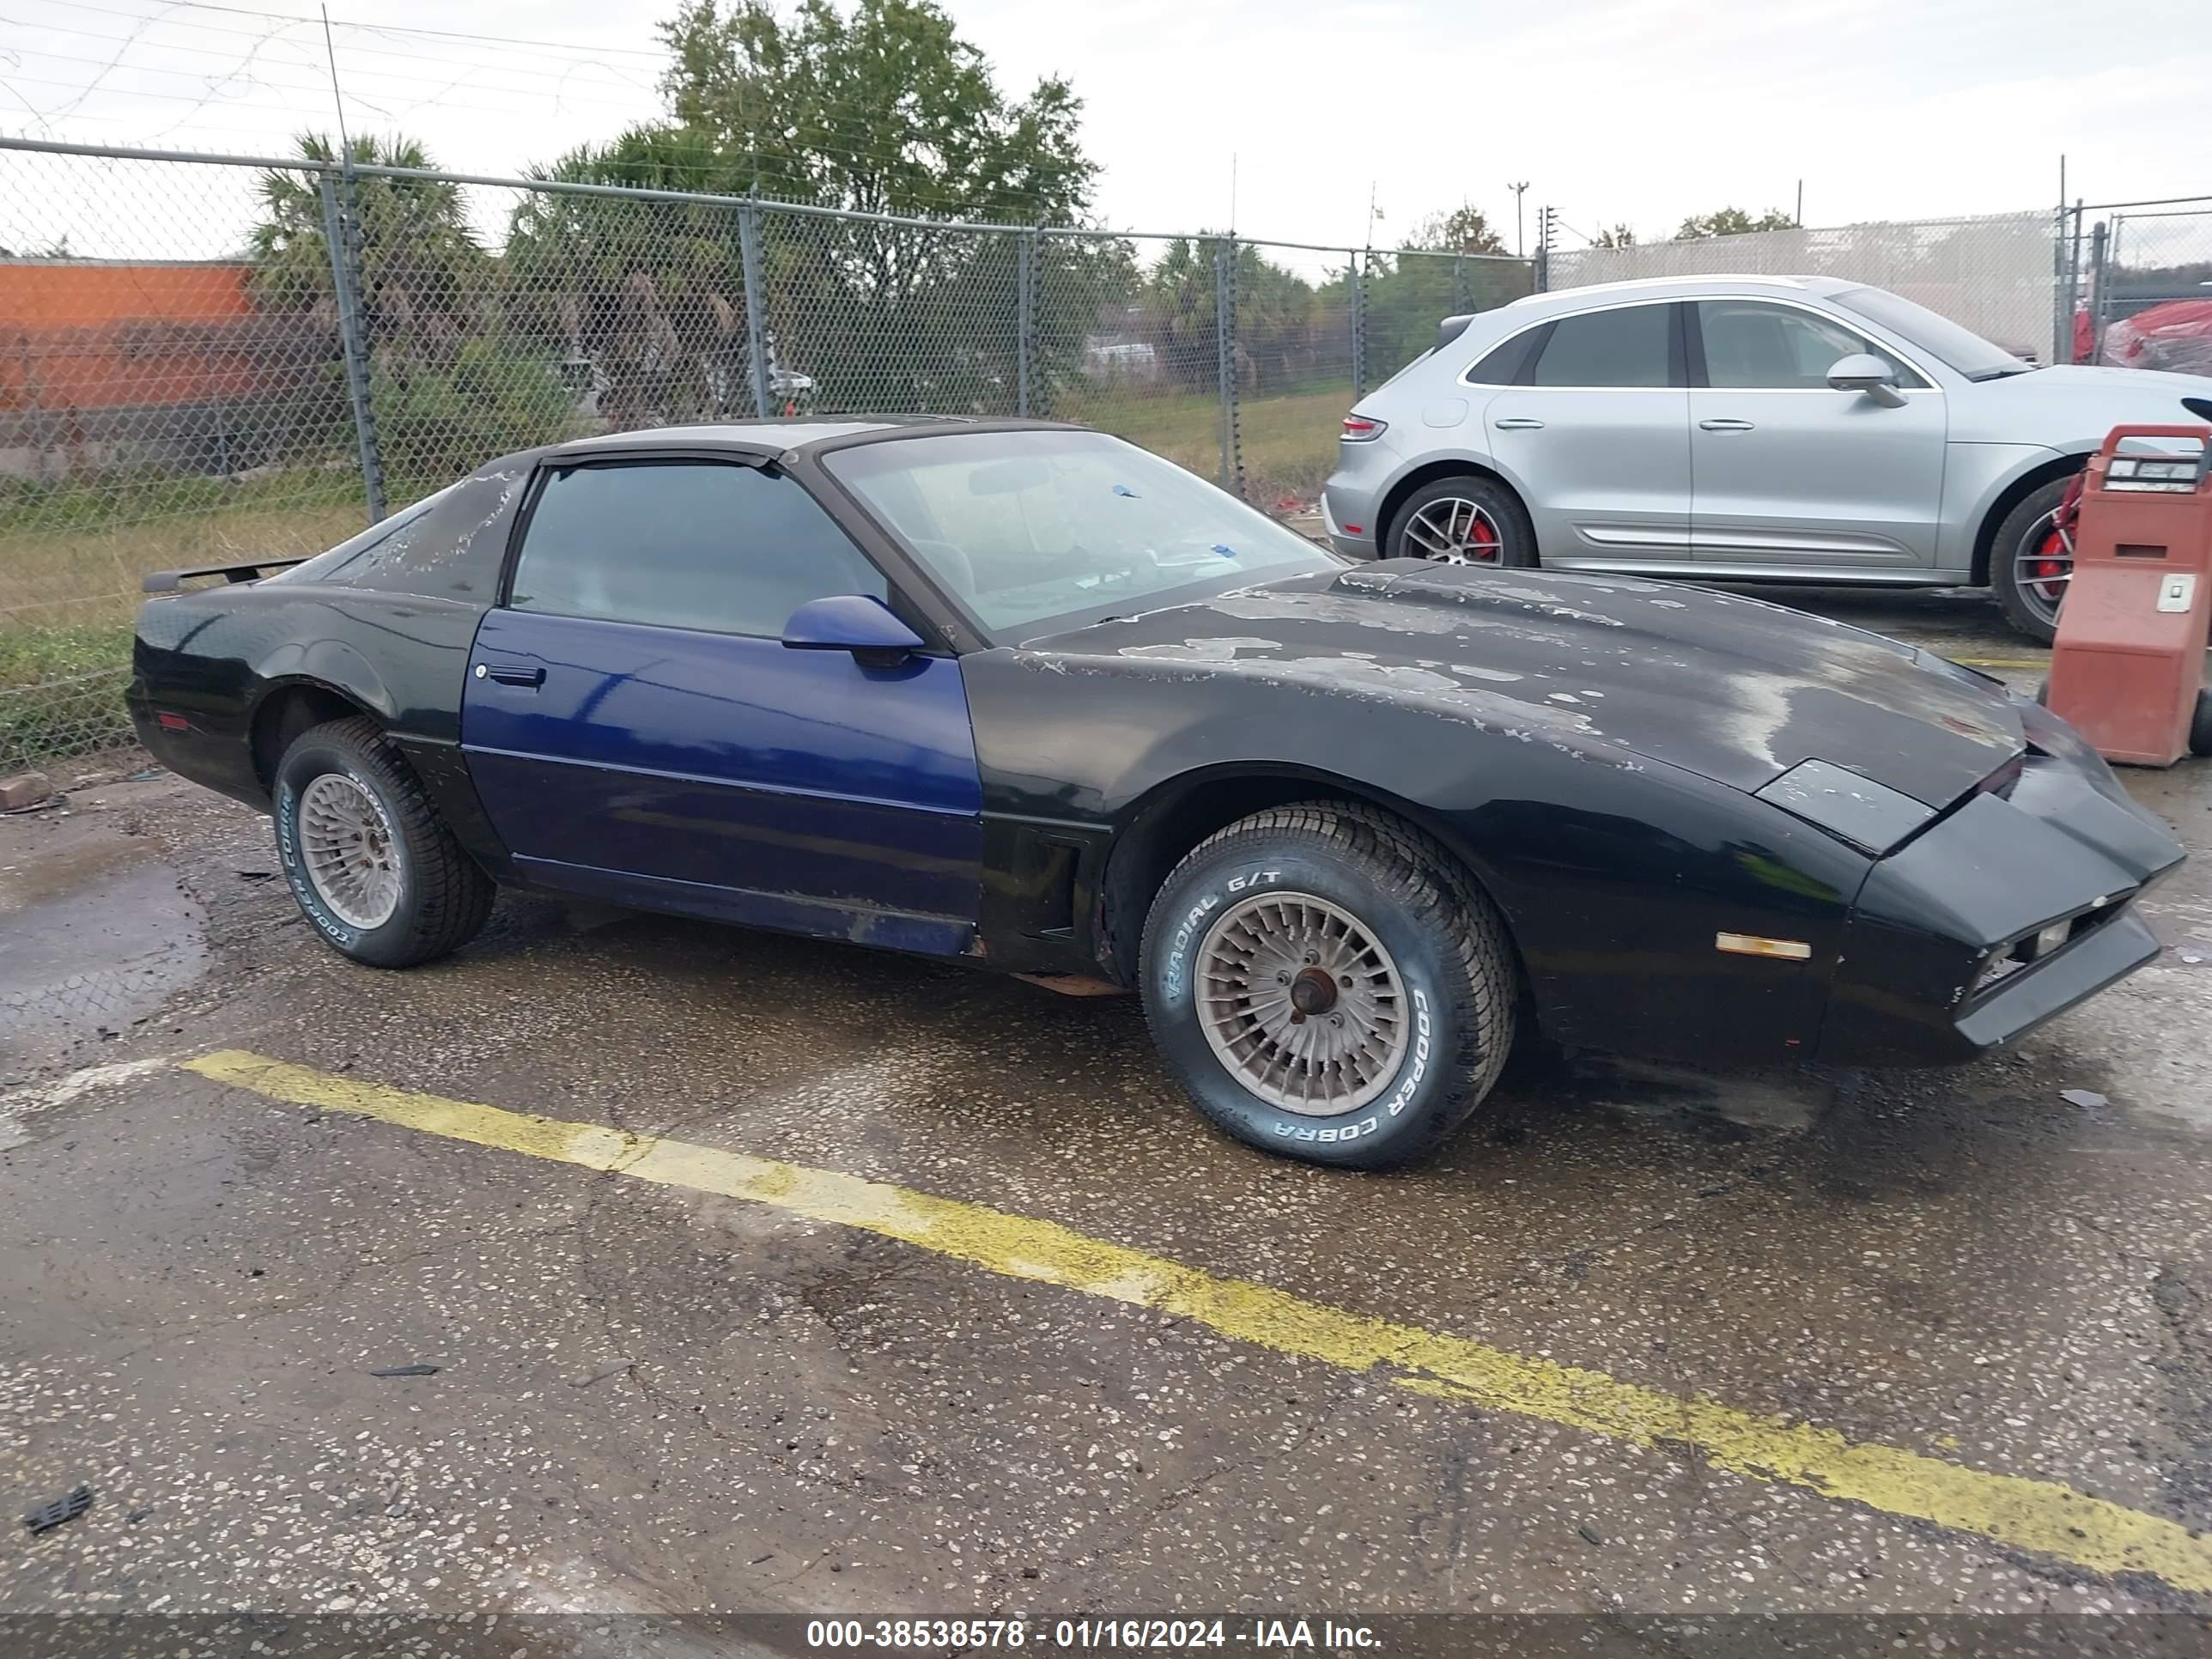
[1341,415,1388,442]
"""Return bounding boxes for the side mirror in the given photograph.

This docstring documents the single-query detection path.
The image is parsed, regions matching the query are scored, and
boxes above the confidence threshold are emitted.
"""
[1827,353,1907,408]
[781,593,927,664]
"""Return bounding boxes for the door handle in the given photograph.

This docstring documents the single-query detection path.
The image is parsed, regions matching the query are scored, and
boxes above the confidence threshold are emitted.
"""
[1698,417,1756,432]
[478,662,545,687]
[1492,416,1546,430]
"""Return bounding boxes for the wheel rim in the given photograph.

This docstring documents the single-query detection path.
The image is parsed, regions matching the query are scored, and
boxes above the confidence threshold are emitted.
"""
[298,772,402,930]
[1196,892,1410,1117]
[2015,507,2071,629]
[1402,497,1504,564]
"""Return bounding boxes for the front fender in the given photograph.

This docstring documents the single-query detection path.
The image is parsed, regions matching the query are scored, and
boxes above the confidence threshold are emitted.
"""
[1938,441,2069,571]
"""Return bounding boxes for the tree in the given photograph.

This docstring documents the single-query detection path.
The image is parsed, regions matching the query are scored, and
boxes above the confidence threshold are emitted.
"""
[1674,206,1798,240]
[1139,240,1325,394]
[507,125,753,427]
[650,0,1106,414]
[660,0,1094,223]
[1404,205,1508,256]
[249,133,566,482]
[249,134,488,351]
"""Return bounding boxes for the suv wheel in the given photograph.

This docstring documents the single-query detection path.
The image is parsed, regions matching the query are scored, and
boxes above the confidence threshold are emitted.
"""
[1386,476,1535,566]
[1990,477,2075,645]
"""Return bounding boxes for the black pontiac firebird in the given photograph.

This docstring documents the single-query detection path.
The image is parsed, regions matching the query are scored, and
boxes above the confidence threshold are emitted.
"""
[131,418,2184,1168]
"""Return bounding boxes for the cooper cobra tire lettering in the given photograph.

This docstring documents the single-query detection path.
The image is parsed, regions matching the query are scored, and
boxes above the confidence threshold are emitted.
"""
[1139,803,1517,1170]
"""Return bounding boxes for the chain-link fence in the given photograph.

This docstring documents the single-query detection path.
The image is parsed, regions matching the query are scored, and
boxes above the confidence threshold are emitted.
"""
[0,135,1540,772]
[2079,199,2212,374]
[1547,210,2063,362]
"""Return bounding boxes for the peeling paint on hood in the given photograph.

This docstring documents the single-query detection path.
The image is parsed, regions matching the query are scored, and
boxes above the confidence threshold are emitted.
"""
[1024,560,2023,805]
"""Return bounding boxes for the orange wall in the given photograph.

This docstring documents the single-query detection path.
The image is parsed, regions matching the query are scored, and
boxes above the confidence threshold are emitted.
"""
[0,262,276,413]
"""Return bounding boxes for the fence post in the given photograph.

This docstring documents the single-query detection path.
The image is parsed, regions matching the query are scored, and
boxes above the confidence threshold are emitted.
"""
[1452,252,1469,318]
[1214,238,1242,497]
[1534,209,1550,293]
[1350,250,1368,400]
[738,199,773,418]
[1016,228,1036,418]
[2087,219,2111,364]
[2051,201,2069,367]
[318,168,386,523]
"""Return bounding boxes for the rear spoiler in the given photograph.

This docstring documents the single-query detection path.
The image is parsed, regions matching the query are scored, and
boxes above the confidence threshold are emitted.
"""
[143,556,308,594]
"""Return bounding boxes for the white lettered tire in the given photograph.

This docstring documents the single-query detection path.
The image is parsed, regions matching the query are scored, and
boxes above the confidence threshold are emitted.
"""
[1139,801,1517,1169]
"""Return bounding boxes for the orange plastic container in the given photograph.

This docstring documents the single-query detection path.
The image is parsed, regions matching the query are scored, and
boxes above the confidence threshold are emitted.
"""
[2045,424,2212,767]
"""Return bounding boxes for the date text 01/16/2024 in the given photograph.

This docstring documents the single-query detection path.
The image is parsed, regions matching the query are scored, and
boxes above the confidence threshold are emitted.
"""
[803,1619,1383,1650]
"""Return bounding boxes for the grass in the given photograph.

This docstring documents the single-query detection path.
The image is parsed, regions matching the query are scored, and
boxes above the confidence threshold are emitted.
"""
[0,467,375,769]
[1053,382,1354,505]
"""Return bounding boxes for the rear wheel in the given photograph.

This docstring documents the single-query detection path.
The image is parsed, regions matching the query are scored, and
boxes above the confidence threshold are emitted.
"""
[1386,476,1535,567]
[1990,477,2075,645]
[273,716,495,968]
[1139,801,1517,1170]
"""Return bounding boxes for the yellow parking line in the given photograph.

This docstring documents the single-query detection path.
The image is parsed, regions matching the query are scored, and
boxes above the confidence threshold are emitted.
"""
[185,1048,2212,1595]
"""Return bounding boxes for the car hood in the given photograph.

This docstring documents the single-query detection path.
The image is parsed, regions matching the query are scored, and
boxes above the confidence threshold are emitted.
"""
[1031,561,2023,807]
[1950,362,2212,446]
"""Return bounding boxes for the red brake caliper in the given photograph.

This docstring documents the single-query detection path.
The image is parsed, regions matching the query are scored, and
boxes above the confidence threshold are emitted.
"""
[2031,475,2084,586]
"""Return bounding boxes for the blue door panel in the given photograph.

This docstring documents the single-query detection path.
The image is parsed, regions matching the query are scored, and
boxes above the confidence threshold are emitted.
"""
[461,609,983,942]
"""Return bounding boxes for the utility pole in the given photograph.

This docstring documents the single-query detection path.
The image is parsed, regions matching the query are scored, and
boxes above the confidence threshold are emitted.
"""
[1795,178,1804,227]
[1509,180,1530,258]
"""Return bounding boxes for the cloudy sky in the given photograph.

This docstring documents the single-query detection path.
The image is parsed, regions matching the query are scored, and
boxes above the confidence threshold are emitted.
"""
[3,0,2207,258]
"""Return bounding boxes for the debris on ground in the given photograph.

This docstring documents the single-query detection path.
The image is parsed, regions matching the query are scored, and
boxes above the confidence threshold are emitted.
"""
[22,1486,94,1534]
[1578,1523,1607,1547]
[0,772,53,813]
[2060,1089,2107,1109]
[367,1364,441,1378]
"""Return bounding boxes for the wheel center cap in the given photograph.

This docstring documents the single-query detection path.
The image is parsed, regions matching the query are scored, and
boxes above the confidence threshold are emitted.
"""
[1289,967,1339,1017]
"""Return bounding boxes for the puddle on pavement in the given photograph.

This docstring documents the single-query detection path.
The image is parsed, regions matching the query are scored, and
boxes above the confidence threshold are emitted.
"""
[0,833,208,1082]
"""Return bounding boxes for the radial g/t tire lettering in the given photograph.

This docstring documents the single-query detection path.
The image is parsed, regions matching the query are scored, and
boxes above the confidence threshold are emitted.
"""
[1139,800,1518,1170]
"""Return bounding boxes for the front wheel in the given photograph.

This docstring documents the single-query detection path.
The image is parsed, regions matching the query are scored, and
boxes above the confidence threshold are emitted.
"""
[1990,477,2076,645]
[1386,476,1536,567]
[273,715,495,968]
[1139,802,1518,1170]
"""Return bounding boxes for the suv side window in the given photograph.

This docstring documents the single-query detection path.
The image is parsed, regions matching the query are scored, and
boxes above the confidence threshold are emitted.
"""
[1464,328,1542,385]
[1529,303,1675,387]
[1696,300,1928,390]
[508,459,886,635]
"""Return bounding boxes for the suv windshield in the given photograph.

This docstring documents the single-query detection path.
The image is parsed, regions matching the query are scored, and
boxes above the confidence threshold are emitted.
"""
[1828,286,2034,381]
[824,429,1338,640]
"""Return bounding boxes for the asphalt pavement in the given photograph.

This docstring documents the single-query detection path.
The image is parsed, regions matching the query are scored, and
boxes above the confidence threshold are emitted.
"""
[4,586,2212,1656]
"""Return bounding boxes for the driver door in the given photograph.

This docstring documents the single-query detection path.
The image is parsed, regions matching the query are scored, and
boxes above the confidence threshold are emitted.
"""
[459,456,985,953]
[1687,299,1948,568]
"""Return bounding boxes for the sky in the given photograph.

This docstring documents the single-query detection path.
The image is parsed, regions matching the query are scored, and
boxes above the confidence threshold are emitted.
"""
[3,0,2209,264]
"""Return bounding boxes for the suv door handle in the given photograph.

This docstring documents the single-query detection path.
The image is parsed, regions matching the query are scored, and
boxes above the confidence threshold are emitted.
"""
[1698,417,1756,431]
[1492,416,1546,430]
[477,662,545,687]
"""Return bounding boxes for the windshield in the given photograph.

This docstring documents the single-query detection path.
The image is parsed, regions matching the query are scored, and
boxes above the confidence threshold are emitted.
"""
[1828,286,2033,381]
[823,429,1338,640]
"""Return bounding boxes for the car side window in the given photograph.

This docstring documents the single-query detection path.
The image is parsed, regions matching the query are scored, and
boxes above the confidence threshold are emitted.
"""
[1696,301,1927,390]
[508,460,886,635]
[1464,328,1542,385]
[1528,303,1674,387]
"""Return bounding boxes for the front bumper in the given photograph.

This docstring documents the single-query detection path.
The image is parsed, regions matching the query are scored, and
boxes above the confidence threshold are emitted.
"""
[1817,720,2184,1066]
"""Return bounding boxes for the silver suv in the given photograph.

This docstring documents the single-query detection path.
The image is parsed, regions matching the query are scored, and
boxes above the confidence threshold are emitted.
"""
[1322,274,2212,641]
